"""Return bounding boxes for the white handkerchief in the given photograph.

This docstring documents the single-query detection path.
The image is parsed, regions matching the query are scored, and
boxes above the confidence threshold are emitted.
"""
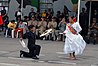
[40,29,52,37]
[19,40,26,48]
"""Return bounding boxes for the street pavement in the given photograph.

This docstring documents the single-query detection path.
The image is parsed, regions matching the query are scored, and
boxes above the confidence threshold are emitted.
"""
[0,32,98,66]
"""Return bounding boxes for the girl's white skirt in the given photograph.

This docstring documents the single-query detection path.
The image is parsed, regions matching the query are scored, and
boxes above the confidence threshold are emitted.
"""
[64,34,86,55]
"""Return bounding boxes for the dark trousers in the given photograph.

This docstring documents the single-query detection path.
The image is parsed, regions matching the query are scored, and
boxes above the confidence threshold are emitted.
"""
[7,28,13,36]
[0,25,4,31]
[4,25,8,35]
[22,45,41,58]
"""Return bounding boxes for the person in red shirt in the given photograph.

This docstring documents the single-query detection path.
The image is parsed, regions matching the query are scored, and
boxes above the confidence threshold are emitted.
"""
[0,15,4,31]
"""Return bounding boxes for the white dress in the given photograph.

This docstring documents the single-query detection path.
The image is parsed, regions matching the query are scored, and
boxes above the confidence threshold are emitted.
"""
[63,22,86,55]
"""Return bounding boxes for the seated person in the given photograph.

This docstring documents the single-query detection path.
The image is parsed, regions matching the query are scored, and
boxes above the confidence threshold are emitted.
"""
[37,17,47,39]
[47,17,57,40]
[27,16,38,27]
[87,18,98,44]
[20,25,41,59]
[7,20,16,36]
[58,18,66,41]
[14,20,26,38]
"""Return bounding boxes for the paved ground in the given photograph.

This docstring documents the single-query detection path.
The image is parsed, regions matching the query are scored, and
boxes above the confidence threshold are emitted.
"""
[0,32,98,66]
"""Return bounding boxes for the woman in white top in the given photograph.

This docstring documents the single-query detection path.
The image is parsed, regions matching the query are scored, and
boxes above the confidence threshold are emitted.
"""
[63,17,86,60]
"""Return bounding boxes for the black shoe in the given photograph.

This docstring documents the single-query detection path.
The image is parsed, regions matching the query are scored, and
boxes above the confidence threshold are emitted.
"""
[32,56,39,59]
[86,39,90,44]
[20,50,23,58]
[93,40,96,45]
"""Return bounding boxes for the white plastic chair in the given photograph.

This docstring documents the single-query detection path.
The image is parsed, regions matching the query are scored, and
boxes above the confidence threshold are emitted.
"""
[5,29,15,38]
[16,30,21,38]
[11,30,15,38]
[5,29,8,37]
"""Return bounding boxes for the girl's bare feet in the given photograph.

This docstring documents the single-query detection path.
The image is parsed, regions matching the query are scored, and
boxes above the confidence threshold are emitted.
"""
[71,57,76,60]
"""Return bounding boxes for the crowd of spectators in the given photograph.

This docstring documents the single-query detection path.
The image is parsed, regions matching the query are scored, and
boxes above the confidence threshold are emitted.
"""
[0,7,98,43]
[0,7,69,41]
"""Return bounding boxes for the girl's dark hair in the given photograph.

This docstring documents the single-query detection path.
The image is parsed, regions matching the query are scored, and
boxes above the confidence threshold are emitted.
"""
[11,20,15,22]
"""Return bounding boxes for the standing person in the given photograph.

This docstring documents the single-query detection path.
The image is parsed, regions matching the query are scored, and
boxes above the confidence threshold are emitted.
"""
[63,17,86,60]
[28,8,36,20]
[15,8,22,21]
[1,7,7,31]
[47,9,53,21]
[35,11,41,21]
[92,10,98,23]
[79,8,88,38]
[20,25,41,59]
[0,15,4,31]
[4,16,9,35]
[56,11,62,28]
[1,7,7,21]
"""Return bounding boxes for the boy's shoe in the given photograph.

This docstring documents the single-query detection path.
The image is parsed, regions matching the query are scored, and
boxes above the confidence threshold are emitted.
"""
[20,50,23,58]
[93,40,96,45]
[32,56,39,59]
